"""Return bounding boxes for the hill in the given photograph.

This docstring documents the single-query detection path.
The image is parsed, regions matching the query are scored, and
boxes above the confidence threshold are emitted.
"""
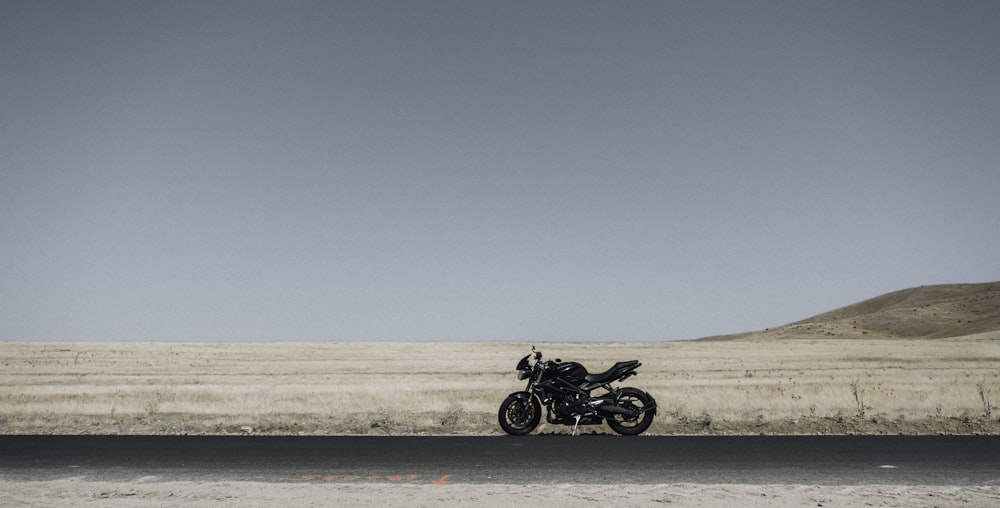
[711,281,1000,340]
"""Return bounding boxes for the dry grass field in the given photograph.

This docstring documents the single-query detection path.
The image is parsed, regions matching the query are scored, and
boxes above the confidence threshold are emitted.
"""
[2,282,998,436]
[2,336,998,436]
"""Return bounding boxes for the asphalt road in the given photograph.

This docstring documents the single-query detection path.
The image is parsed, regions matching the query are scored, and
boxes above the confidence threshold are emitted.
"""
[2,435,999,486]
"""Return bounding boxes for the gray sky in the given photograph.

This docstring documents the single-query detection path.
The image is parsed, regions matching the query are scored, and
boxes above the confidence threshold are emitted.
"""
[2,1,998,342]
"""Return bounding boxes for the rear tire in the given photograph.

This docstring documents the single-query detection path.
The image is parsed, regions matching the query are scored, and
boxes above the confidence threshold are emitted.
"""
[606,388,656,435]
[498,394,541,435]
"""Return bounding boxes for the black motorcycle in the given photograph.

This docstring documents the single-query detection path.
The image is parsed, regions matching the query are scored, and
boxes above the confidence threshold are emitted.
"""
[498,349,656,435]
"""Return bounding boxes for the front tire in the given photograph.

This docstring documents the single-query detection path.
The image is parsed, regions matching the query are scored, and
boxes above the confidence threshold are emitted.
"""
[606,388,656,435]
[498,394,541,435]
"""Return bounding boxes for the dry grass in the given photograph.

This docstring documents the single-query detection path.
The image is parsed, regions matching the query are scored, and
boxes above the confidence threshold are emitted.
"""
[2,336,999,435]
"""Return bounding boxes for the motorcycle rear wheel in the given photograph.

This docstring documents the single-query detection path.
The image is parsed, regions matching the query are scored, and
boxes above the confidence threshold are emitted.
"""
[606,388,656,435]
[498,394,541,435]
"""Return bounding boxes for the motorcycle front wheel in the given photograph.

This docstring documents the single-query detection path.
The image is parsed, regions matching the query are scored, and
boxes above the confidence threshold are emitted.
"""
[498,394,541,435]
[606,387,656,435]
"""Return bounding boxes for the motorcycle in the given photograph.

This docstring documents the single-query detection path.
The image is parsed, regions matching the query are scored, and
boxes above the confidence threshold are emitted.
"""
[498,348,656,435]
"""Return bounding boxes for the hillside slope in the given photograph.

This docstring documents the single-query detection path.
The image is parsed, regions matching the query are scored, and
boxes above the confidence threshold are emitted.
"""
[719,281,1000,340]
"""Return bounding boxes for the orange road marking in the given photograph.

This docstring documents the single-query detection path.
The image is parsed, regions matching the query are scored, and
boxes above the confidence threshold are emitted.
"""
[432,474,450,485]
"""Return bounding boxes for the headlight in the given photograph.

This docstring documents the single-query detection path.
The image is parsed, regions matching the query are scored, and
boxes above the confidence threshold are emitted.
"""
[517,369,530,380]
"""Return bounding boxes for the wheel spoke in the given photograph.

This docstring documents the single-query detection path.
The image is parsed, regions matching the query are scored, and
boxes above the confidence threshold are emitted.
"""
[499,395,541,435]
[606,389,655,435]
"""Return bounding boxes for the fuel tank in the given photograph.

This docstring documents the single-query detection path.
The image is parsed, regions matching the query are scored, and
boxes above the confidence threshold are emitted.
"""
[552,361,588,383]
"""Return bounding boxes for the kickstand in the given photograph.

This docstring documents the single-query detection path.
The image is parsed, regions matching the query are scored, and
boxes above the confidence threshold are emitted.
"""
[572,415,581,436]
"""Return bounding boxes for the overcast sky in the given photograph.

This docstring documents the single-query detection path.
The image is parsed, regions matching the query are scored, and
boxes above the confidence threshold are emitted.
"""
[2,1,998,342]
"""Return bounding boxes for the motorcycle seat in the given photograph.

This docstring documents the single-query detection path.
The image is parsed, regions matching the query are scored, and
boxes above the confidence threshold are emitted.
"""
[584,360,640,384]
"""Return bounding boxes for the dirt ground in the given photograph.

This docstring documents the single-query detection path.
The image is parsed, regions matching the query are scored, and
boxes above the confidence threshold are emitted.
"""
[3,479,1000,508]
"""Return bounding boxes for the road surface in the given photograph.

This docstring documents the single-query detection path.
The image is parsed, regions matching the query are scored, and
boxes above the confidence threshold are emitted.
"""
[2,435,998,486]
